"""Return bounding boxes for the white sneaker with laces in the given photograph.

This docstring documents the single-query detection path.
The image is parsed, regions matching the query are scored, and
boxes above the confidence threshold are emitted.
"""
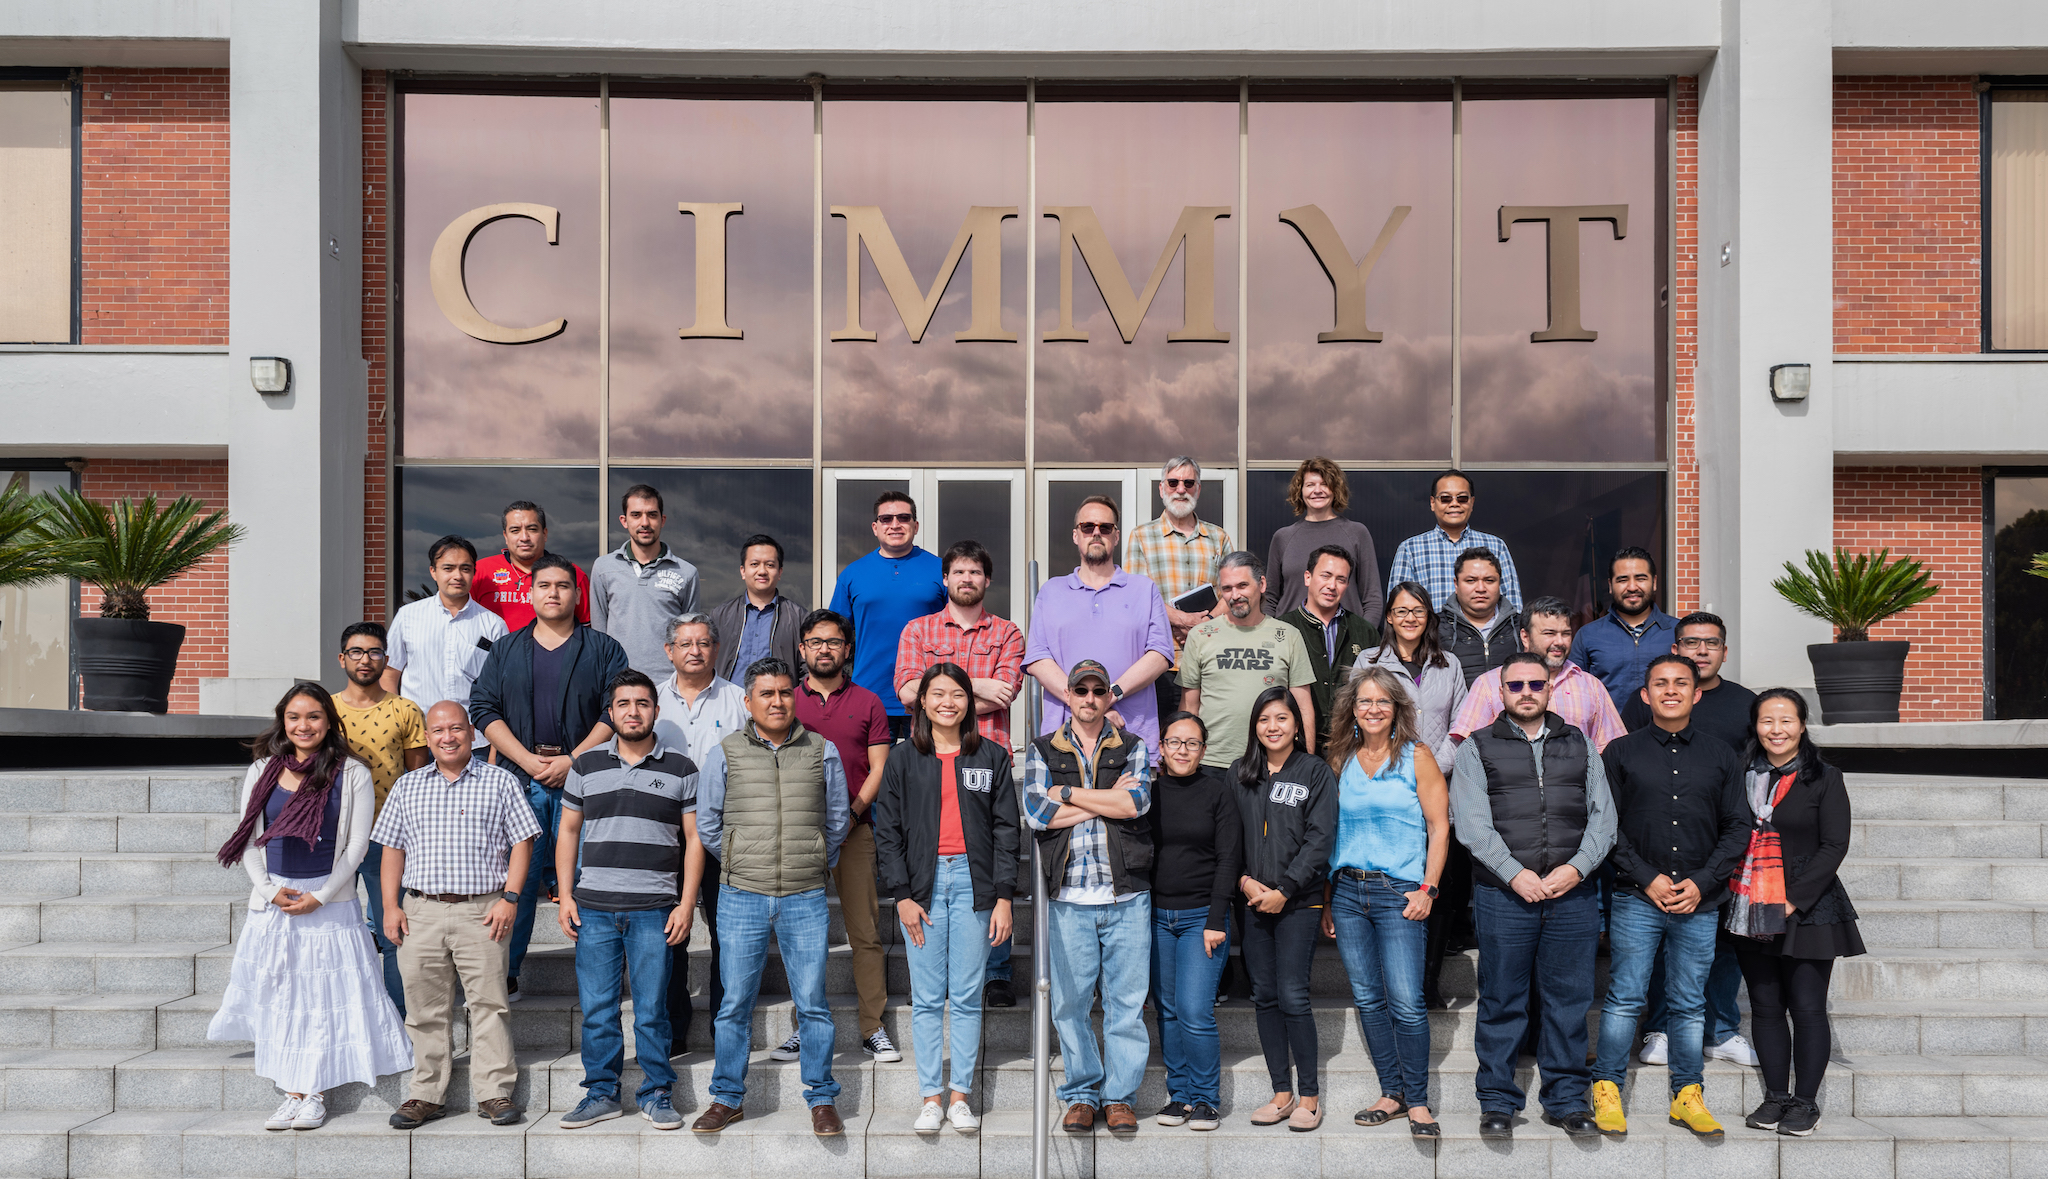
[948,1100,981,1134]
[1707,1033,1761,1066]
[291,1093,327,1130]
[914,1099,945,1133]
[1639,1031,1669,1065]
[771,1032,803,1062]
[264,1095,303,1131]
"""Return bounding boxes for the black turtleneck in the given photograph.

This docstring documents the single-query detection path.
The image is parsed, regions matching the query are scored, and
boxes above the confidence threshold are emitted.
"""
[1147,766,1245,931]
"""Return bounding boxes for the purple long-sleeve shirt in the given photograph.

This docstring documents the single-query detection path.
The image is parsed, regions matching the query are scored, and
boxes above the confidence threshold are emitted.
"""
[1024,567,1176,754]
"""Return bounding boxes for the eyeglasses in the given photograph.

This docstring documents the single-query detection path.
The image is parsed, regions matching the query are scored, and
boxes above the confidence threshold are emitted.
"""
[1389,607,1430,621]
[341,647,387,661]
[1503,680,1548,693]
[801,637,848,651]
[668,639,716,651]
[1434,493,1472,505]
[1163,478,1198,490]
[1676,637,1725,651]
[874,512,915,525]
[1072,685,1112,698]
[1160,737,1206,751]
[1075,521,1117,536]
[1356,699,1395,714]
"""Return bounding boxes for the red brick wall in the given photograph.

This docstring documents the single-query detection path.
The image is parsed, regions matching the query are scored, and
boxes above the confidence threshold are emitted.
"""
[76,460,230,715]
[1833,77,1980,353]
[1834,467,1982,721]
[363,71,391,621]
[1672,77,1701,612]
[80,68,229,344]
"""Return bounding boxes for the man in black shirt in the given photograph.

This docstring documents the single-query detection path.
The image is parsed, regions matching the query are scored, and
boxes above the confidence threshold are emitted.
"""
[1620,612,1758,752]
[1590,655,1752,1140]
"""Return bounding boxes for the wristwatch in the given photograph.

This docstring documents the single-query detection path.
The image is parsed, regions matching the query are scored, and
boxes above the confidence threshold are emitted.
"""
[1109,683,1124,701]
[1060,785,1074,804]
[501,890,520,905]
[1422,884,1440,899]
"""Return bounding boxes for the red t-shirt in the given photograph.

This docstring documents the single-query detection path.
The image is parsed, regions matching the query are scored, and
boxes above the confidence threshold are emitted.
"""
[473,552,592,631]
[936,750,966,856]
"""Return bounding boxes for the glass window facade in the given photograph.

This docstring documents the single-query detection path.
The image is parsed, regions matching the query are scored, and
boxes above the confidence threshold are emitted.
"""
[0,469,74,709]
[1994,472,2048,719]
[605,467,815,608]
[0,81,75,344]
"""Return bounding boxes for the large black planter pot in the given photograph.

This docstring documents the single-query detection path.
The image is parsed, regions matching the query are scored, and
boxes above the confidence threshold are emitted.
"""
[74,618,186,713]
[1807,639,1910,724]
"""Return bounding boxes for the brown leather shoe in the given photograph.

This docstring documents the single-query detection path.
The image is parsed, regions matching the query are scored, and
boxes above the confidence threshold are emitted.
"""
[692,1102,744,1133]
[1062,1102,1097,1133]
[1104,1102,1139,1135]
[476,1097,521,1125]
[811,1104,844,1137]
[388,1100,444,1130]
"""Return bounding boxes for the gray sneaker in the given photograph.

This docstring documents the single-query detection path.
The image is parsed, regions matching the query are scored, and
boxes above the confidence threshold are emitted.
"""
[771,1032,803,1062]
[561,1094,622,1129]
[641,1090,684,1130]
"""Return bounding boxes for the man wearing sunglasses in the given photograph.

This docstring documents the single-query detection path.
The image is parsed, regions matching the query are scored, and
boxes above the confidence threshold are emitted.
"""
[1386,470,1524,616]
[1450,651,1617,1141]
[1123,457,1232,718]
[1451,597,1626,754]
[334,621,430,1014]
[829,491,946,741]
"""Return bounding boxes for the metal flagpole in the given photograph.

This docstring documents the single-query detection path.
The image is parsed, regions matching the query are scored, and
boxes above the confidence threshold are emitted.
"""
[1028,559,1050,1179]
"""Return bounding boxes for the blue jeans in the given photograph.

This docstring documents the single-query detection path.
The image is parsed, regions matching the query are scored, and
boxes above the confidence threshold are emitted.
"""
[1329,872,1431,1106]
[357,839,405,1015]
[1472,882,1599,1116]
[508,776,564,981]
[1595,890,1719,1094]
[986,933,1013,982]
[1150,905,1229,1107]
[1047,895,1151,1105]
[902,855,988,1097]
[574,907,676,1102]
[1645,939,1744,1046]
[711,885,840,1108]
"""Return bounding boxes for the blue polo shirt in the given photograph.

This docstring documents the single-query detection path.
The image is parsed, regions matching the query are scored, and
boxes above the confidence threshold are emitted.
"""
[828,546,946,717]
[1570,607,1680,712]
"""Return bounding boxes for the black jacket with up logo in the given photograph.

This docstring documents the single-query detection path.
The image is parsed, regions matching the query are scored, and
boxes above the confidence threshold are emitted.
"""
[1231,748,1339,912]
[872,737,1020,914]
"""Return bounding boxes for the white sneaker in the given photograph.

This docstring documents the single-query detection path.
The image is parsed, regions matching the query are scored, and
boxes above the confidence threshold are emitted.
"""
[1639,1031,1669,1065]
[770,1032,803,1062]
[914,1099,945,1134]
[264,1095,303,1131]
[290,1093,327,1130]
[948,1100,981,1134]
[1707,1033,1761,1066]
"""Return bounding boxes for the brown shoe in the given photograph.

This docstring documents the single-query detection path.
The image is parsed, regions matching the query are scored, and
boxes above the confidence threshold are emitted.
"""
[476,1097,522,1125]
[1062,1102,1097,1133]
[388,1100,444,1130]
[811,1104,844,1137]
[692,1102,744,1133]
[1103,1103,1139,1135]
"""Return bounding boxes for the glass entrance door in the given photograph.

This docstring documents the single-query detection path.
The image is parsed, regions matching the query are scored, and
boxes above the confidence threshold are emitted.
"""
[824,469,1026,621]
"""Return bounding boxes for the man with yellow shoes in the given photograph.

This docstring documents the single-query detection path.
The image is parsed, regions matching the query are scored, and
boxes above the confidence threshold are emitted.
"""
[1588,654,1755,1137]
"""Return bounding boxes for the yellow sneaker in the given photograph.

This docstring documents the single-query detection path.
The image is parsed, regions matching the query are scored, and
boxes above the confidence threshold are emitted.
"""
[1668,1084,1725,1138]
[1591,1080,1627,1137]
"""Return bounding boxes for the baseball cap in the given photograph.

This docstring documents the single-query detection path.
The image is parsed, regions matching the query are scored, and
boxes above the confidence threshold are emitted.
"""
[1066,659,1111,690]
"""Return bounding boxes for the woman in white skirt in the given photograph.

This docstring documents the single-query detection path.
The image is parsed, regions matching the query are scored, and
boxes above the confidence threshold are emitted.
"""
[209,680,412,1130]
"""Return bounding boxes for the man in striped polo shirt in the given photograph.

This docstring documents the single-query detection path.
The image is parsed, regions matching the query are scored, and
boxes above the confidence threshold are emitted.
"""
[554,669,705,1131]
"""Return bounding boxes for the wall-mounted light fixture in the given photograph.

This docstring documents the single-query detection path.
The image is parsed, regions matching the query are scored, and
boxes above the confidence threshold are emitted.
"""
[1769,363,1811,403]
[249,357,292,395]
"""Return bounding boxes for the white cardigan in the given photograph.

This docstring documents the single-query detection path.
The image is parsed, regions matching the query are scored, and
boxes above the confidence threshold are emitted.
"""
[235,757,375,911]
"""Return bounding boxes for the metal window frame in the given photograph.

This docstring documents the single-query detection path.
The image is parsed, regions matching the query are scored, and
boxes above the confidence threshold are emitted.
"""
[1980,77,2048,354]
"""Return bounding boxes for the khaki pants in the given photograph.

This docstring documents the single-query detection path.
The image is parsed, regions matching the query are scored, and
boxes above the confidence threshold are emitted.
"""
[828,822,887,1036]
[396,893,517,1104]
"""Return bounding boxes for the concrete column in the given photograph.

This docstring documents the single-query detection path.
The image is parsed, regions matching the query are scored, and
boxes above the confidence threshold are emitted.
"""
[1694,0,1837,693]
[201,0,365,714]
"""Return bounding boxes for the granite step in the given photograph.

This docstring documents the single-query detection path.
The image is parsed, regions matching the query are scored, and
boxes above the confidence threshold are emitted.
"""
[0,769,241,816]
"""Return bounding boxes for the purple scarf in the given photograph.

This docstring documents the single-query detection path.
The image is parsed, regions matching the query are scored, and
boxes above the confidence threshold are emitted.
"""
[215,752,339,868]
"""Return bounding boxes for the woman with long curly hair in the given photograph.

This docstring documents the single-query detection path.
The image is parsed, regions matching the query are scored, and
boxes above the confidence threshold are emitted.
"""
[209,681,411,1131]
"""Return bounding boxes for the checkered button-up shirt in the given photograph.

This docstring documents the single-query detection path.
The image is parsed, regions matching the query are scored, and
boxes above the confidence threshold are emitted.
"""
[1123,515,1233,655]
[1385,526,1524,615]
[893,608,1025,748]
[370,756,542,895]
[1449,660,1626,752]
[1020,724,1153,901]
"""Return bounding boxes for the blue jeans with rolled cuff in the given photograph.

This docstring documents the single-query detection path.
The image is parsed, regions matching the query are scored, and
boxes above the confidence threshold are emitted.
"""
[1150,904,1230,1107]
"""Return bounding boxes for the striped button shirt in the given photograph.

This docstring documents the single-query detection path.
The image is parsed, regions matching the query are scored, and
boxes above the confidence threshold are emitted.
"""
[385,595,509,745]
[1448,660,1627,752]
[370,757,542,896]
[1123,515,1233,656]
[1385,526,1525,615]
[562,737,698,911]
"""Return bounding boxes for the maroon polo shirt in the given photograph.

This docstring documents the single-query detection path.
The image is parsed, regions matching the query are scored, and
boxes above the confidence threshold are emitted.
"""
[793,676,892,821]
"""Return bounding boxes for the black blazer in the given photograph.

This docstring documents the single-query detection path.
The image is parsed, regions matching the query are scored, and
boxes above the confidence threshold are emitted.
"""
[872,738,1020,914]
[1763,761,1853,915]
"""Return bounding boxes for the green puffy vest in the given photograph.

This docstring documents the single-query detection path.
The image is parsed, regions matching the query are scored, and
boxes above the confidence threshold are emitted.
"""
[718,723,832,897]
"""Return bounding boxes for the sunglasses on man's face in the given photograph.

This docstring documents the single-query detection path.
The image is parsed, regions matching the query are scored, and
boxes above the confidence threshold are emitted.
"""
[1503,679,1548,694]
[1163,478,1198,490]
[875,513,915,525]
[1072,684,1113,698]
[1075,522,1117,536]
[1435,493,1472,505]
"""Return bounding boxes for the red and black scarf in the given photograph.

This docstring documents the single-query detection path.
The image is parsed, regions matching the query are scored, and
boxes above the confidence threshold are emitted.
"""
[1726,760,1798,939]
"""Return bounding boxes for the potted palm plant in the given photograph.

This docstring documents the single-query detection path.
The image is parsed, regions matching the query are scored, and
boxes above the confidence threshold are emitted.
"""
[37,490,244,713]
[1771,547,1940,724]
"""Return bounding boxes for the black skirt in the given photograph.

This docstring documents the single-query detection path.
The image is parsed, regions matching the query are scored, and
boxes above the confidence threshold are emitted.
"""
[1737,877,1865,960]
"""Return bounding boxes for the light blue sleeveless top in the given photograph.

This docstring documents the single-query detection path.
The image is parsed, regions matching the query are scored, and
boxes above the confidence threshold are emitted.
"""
[1332,742,1427,883]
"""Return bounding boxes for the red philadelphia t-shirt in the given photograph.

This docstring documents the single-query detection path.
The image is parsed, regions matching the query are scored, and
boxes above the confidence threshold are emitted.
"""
[473,552,591,632]
[937,750,966,856]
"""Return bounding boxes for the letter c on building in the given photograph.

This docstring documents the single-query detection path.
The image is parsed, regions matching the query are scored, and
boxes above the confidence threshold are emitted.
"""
[428,203,567,344]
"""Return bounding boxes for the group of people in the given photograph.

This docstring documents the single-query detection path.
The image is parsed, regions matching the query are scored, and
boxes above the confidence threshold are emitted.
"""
[202,458,1863,1147]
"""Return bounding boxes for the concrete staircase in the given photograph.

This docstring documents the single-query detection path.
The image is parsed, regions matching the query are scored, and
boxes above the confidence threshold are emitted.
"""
[0,767,2044,1177]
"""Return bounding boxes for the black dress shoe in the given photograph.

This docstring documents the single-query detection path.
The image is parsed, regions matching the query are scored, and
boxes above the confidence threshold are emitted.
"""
[1544,1110,1600,1138]
[1479,1112,1514,1139]
[983,979,1016,1008]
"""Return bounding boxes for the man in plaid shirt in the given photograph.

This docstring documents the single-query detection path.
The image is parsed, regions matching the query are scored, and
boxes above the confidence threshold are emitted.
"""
[1021,660,1155,1135]
[893,539,1025,749]
[1123,456,1231,718]
[374,701,540,1130]
[1450,598,1626,752]
[1385,470,1524,615]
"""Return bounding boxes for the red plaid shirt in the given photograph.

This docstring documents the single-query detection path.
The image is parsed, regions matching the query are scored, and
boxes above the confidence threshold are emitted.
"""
[894,608,1025,749]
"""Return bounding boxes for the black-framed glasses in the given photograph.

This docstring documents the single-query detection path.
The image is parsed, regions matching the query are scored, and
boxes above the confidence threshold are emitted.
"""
[1075,521,1117,536]
[801,637,848,651]
[1389,607,1430,621]
[1163,478,1198,490]
[1676,637,1725,651]
[1434,493,1472,505]
[874,512,915,525]
[1160,737,1205,751]
[341,647,387,661]
[1503,679,1548,693]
